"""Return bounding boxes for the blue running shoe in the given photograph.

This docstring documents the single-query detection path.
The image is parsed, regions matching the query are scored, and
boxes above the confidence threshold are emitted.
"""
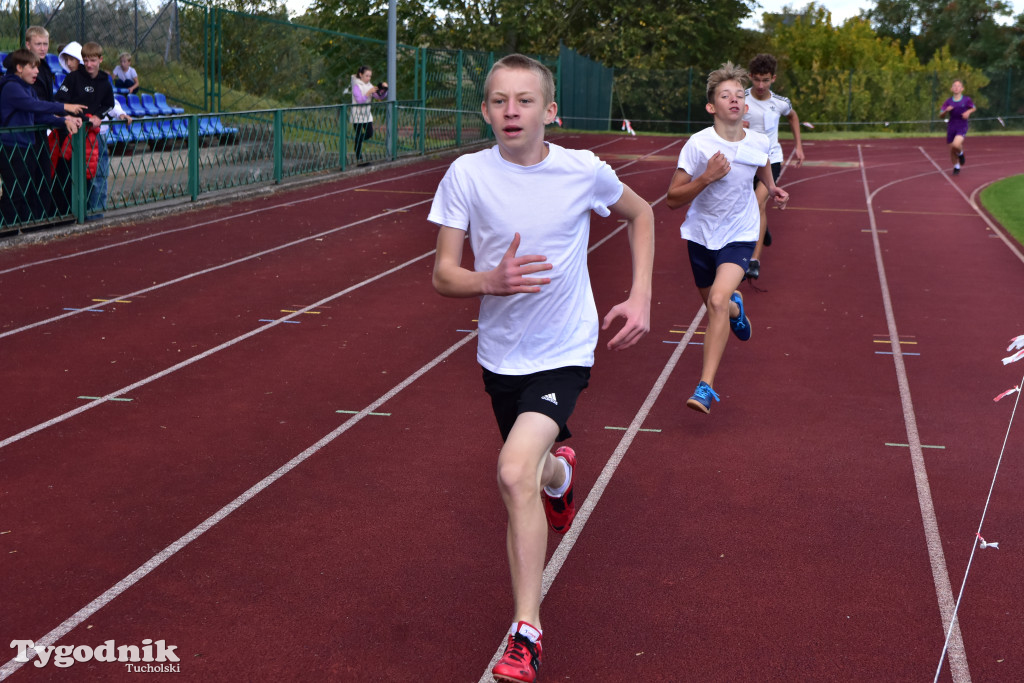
[729,291,752,341]
[686,381,720,414]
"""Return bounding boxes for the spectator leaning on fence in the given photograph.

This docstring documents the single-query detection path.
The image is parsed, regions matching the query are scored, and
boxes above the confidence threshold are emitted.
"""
[349,66,387,165]
[56,41,127,218]
[3,26,61,217]
[0,49,84,225]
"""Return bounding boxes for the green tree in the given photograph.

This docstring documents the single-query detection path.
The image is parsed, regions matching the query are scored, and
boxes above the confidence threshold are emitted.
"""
[866,0,1018,68]
[762,3,988,128]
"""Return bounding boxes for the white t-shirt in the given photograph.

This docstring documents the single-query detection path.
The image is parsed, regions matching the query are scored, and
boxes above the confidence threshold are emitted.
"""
[676,126,770,249]
[112,65,137,83]
[428,143,624,375]
[743,90,793,163]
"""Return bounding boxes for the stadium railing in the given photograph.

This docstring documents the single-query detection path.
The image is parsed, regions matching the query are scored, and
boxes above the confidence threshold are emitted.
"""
[0,100,489,236]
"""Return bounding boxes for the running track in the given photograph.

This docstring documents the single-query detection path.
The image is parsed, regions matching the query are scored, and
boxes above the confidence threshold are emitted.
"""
[1,133,1022,682]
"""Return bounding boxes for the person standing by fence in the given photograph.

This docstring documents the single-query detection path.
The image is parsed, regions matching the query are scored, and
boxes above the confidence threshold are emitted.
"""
[349,66,387,165]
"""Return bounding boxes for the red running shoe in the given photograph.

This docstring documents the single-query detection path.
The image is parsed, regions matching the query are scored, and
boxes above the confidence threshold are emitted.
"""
[493,622,543,683]
[541,446,577,534]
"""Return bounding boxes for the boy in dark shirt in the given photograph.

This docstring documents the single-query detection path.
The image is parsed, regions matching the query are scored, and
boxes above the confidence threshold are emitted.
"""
[56,41,127,217]
[2,26,59,218]
[0,49,83,225]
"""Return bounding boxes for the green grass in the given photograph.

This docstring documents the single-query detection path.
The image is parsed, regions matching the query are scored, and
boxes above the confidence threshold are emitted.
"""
[981,174,1024,246]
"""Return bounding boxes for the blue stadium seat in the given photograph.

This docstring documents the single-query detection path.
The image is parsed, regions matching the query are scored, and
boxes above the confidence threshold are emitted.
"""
[154,92,185,115]
[105,119,133,145]
[125,94,147,117]
[46,54,61,73]
[139,93,163,117]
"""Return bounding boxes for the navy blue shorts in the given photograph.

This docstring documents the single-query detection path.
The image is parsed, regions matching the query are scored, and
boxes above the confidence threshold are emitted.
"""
[687,240,756,289]
[482,366,590,443]
[753,162,782,189]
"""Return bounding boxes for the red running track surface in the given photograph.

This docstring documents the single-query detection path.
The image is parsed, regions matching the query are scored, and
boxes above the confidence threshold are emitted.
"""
[1,133,1022,682]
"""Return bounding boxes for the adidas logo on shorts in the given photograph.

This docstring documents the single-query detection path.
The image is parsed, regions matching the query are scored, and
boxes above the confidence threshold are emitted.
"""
[541,393,558,405]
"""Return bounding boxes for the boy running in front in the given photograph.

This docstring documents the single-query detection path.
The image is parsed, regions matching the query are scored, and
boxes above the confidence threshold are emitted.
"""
[667,62,788,414]
[429,54,654,683]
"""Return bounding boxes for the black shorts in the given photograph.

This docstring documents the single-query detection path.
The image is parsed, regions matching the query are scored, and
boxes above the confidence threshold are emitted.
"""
[687,240,756,289]
[482,366,591,443]
[753,161,782,189]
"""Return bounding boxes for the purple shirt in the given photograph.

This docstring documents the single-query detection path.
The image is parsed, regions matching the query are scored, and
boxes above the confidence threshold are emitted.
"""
[943,96,974,121]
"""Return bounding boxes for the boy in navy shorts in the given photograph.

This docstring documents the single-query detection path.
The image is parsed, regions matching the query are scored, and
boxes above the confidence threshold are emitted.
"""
[666,62,789,414]
[429,54,654,683]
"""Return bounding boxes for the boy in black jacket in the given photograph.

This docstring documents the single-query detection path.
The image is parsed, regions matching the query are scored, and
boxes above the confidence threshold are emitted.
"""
[56,41,128,217]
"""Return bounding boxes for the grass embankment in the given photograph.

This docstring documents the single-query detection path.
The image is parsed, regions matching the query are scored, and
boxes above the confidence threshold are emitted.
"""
[981,174,1024,246]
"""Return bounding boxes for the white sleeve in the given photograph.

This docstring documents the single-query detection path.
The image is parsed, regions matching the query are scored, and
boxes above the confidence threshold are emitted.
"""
[679,137,704,177]
[591,156,623,217]
[427,163,471,231]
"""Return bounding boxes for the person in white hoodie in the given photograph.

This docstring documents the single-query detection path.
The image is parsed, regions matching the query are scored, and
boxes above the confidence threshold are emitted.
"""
[349,65,386,164]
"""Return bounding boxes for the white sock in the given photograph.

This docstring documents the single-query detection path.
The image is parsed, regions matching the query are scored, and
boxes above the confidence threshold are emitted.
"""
[543,456,572,498]
[510,621,542,643]
[954,163,961,169]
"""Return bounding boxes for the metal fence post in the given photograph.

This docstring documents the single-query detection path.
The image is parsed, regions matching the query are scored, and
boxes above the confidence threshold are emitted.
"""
[687,66,692,134]
[456,50,463,147]
[188,115,199,201]
[71,127,86,223]
[387,101,397,161]
[340,105,348,171]
[273,109,283,183]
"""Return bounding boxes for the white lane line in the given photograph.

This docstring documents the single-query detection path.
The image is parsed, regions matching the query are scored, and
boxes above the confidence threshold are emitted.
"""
[0,140,666,341]
[0,330,478,680]
[858,145,971,683]
[0,198,433,340]
[1,138,675,682]
[916,147,1024,266]
[477,303,705,682]
[479,188,680,680]
[0,164,450,274]
[0,247,436,450]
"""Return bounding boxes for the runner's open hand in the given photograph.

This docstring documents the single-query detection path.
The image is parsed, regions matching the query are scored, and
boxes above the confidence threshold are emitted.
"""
[484,232,552,295]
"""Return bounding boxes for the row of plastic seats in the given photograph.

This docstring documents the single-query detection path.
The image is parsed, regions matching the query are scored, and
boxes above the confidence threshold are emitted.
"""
[105,113,237,146]
[117,93,185,117]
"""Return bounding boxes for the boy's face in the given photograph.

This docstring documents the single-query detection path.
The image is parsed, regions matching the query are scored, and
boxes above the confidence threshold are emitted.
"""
[481,67,557,163]
[706,79,747,123]
[16,62,40,84]
[66,56,80,71]
[951,80,964,95]
[749,72,776,99]
[26,35,49,60]
[83,55,102,76]
[120,56,131,69]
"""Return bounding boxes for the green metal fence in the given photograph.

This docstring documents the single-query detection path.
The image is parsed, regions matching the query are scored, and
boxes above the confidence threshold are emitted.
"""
[1,101,488,235]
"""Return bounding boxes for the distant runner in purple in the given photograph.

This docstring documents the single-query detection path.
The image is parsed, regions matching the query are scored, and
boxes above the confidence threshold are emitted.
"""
[939,79,976,176]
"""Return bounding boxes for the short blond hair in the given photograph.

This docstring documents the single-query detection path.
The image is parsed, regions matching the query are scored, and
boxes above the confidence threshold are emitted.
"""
[706,61,748,102]
[484,54,555,105]
[25,26,49,41]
